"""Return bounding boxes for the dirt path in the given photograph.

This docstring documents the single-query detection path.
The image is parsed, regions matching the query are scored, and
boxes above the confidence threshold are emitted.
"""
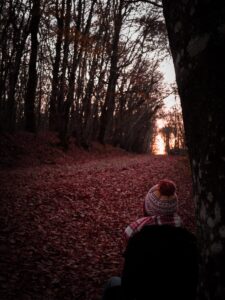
[0,154,195,300]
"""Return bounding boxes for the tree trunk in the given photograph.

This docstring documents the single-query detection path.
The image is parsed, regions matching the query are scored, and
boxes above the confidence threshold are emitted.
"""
[98,1,124,144]
[59,0,82,148]
[49,0,65,131]
[24,0,41,132]
[7,29,29,132]
[59,0,96,148]
[57,0,71,132]
[162,1,225,299]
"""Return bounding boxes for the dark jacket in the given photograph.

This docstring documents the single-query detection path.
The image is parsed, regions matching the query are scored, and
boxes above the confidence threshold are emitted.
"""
[121,225,199,300]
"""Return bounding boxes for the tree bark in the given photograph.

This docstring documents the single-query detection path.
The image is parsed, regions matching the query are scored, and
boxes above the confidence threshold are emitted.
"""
[24,0,41,132]
[7,26,29,132]
[162,1,225,299]
[49,0,65,131]
[58,0,82,148]
[59,0,96,148]
[98,0,124,144]
[57,0,72,132]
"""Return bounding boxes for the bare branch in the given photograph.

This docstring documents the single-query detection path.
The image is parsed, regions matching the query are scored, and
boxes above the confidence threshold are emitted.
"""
[125,0,163,8]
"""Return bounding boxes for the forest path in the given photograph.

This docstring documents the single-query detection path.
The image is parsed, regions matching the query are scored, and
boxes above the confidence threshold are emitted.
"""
[0,154,194,300]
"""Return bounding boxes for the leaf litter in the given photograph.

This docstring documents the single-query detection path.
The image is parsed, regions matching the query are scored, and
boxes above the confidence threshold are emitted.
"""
[0,146,195,300]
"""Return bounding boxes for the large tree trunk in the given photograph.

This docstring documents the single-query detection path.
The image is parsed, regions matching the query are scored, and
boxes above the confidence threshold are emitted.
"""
[24,0,41,132]
[162,1,225,299]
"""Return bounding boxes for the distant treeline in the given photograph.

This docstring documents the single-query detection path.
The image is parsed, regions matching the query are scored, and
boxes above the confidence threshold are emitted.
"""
[0,0,168,152]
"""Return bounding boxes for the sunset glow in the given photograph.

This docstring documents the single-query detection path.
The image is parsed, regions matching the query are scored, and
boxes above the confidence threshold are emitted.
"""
[156,119,166,129]
[153,134,166,155]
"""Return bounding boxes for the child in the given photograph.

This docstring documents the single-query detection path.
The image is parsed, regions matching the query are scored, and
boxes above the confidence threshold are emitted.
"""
[124,179,182,241]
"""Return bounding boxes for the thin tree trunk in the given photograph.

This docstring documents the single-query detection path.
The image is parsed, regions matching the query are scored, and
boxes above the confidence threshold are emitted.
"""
[98,1,124,144]
[57,0,71,131]
[82,57,98,147]
[59,0,82,148]
[24,0,41,132]
[59,0,96,148]
[49,0,65,131]
[7,27,29,132]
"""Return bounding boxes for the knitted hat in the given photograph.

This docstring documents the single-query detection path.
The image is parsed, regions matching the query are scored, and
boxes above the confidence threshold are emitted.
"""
[144,179,178,216]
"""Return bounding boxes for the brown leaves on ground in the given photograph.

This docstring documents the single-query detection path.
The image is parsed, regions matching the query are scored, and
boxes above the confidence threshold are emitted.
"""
[0,134,195,300]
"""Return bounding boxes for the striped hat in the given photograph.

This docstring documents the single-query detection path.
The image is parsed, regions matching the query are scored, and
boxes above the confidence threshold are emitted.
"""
[144,179,178,216]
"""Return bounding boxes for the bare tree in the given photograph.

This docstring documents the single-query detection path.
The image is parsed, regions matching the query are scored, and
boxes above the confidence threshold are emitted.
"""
[98,0,128,144]
[59,0,97,148]
[0,0,170,154]
[0,0,31,131]
[24,0,41,132]
[49,0,65,131]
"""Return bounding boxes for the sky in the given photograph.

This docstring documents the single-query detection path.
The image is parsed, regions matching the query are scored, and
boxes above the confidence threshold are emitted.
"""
[159,57,180,110]
[153,57,180,154]
[161,57,176,84]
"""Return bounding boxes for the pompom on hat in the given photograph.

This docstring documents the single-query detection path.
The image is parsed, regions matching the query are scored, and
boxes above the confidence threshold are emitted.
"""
[144,179,178,216]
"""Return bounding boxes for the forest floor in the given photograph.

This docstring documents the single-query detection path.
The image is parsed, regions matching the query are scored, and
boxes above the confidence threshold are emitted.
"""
[0,132,195,300]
